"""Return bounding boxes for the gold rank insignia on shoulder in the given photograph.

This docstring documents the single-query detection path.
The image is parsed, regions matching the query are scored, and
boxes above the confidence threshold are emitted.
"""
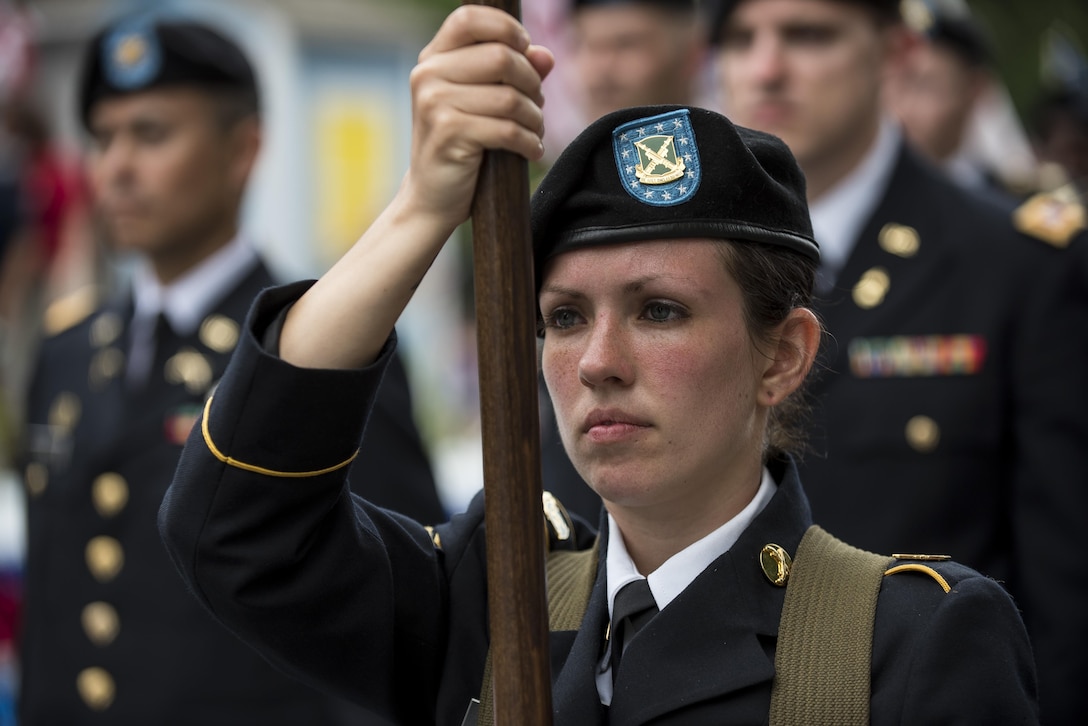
[1013,185,1086,248]
[848,334,987,378]
[892,553,952,561]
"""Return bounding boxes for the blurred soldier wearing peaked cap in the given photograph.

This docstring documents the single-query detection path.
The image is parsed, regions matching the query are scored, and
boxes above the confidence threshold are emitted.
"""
[21,14,440,725]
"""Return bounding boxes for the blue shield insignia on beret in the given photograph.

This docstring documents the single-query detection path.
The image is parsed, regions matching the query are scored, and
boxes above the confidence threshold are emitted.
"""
[613,108,701,207]
[103,19,161,90]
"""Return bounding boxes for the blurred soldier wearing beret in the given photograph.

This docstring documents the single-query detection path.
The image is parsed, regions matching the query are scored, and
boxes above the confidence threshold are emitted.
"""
[158,6,1037,723]
[708,0,1088,721]
[20,15,441,724]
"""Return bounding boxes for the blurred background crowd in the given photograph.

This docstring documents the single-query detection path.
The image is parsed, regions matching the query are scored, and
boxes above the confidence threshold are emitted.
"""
[0,0,1085,724]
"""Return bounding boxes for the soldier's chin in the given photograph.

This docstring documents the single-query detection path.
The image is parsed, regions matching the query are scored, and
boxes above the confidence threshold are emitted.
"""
[103,227,155,256]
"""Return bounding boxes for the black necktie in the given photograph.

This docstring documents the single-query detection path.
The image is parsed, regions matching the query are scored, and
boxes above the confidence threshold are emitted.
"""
[146,313,179,389]
[610,579,658,682]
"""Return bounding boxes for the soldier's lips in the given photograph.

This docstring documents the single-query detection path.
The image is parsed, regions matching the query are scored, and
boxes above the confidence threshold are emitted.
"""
[583,409,651,443]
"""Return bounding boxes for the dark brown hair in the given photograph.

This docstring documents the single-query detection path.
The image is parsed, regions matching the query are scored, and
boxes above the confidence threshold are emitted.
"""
[714,239,822,459]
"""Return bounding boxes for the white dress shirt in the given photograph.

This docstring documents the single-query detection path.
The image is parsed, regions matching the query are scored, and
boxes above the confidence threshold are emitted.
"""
[808,119,901,292]
[126,235,259,386]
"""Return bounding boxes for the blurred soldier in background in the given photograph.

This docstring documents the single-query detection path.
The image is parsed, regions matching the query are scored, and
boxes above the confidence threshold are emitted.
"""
[1031,23,1088,198]
[887,0,1026,198]
[570,0,706,124]
[709,0,1088,722]
[1033,88,1088,196]
[19,15,439,724]
[540,0,709,522]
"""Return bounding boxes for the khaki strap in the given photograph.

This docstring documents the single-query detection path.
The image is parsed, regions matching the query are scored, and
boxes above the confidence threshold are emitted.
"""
[478,539,600,726]
[769,524,893,726]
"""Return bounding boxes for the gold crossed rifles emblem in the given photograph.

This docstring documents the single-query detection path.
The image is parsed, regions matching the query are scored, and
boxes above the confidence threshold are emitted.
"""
[634,135,685,184]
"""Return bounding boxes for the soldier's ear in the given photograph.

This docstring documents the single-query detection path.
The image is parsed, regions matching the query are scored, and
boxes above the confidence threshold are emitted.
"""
[758,307,820,407]
[226,116,261,190]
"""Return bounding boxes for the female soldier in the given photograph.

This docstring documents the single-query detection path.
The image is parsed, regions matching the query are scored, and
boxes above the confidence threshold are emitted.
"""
[159,5,1038,724]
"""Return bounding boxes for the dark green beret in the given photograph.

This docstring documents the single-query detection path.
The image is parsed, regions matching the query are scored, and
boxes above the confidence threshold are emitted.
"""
[531,105,818,286]
[706,0,902,45]
[78,16,257,129]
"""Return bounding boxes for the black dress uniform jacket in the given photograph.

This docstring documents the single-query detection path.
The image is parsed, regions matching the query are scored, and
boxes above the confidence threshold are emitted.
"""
[21,259,442,725]
[158,282,1039,726]
[798,143,1088,724]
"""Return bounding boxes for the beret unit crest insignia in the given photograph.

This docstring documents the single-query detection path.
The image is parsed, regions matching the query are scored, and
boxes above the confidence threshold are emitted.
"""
[613,108,701,207]
[103,19,161,90]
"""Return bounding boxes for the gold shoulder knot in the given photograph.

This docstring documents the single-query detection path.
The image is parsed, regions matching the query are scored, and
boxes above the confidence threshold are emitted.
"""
[1013,185,1086,248]
[885,554,953,594]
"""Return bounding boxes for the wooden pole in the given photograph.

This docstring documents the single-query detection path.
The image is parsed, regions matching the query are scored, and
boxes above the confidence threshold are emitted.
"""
[463,1,552,723]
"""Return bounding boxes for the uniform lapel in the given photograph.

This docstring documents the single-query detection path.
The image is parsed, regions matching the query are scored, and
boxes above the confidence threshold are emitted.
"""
[603,461,811,725]
[813,145,957,399]
[551,515,611,725]
[607,552,781,724]
[113,258,276,452]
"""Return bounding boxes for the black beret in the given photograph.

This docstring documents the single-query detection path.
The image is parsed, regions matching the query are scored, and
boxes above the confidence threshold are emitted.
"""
[706,0,902,45]
[531,105,818,286]
[78,16,257,129]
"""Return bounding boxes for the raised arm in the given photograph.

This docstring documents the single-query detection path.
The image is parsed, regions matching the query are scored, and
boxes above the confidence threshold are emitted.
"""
[279,5,553,370]
[158,6,553,720]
